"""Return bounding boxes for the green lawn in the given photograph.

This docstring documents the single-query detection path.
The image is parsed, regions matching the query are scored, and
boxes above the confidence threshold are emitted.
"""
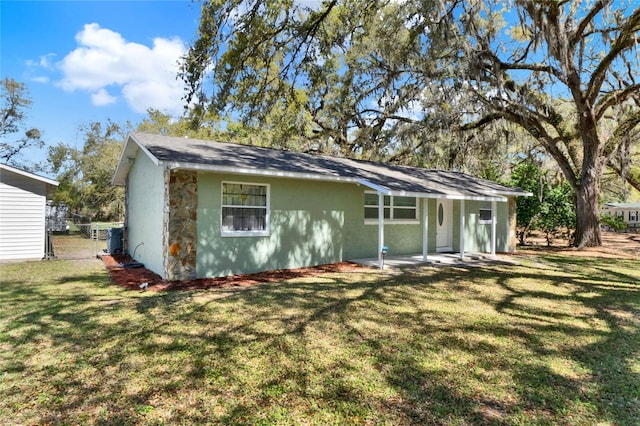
[1,253,639,425]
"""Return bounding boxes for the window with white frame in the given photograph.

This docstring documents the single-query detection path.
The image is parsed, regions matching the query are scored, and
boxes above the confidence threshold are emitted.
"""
[630,211,639,222]
[478,202,493,224]
[221,182,269,236]
[364,191,418,223]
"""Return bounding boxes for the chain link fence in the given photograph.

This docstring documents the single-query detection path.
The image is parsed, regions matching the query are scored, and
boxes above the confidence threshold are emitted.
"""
[90,223,124,257]
[45,205,124,260]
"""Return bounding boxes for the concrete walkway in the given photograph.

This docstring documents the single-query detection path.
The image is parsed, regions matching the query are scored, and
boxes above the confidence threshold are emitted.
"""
[350,252,516,269]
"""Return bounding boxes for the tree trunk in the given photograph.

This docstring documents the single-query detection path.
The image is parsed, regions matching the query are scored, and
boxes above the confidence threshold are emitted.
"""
[574,167,602,248]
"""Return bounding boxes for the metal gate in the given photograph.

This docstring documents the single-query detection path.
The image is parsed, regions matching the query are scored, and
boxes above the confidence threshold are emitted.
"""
[91,223,124,257]
[45,203,123,260]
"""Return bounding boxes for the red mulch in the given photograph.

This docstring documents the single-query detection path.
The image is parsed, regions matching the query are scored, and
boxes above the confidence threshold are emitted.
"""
[101,254,369,292]
[101,230,640,292]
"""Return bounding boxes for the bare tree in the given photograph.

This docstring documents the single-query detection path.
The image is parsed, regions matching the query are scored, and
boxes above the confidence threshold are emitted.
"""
[0,78,44,166]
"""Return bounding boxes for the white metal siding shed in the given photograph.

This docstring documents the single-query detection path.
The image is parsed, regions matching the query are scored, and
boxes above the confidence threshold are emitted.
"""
[0,164,58,261]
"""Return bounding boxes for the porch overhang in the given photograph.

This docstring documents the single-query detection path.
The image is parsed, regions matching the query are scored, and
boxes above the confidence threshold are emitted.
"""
[355,181,510,202]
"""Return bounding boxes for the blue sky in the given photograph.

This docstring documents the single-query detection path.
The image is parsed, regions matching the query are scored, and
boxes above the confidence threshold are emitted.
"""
[1,0,202,171]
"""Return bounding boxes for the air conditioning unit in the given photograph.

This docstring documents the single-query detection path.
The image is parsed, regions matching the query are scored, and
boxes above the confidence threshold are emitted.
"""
[106,227,123,254]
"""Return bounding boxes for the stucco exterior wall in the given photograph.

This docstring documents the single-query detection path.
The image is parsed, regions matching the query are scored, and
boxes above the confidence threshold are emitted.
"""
[195,173,452,277]
[194,172,520,277]
[452,199,511,253]
[197,173,353,277]
[343,197,437,260]
[126,149,165,276]
[496,200,511,252]
[113,166,523,279]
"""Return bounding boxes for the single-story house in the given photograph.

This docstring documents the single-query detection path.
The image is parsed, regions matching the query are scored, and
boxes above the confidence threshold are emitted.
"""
[0,163,59,261]
[112,132,530,280]
[602,202,640,229]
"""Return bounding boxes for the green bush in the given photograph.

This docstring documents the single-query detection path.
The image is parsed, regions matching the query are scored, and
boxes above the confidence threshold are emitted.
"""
[509,159,576,246]
[600,212,626,232]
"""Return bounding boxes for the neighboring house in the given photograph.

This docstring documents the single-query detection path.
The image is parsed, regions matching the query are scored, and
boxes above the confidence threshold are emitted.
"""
[602,202,640,229]
[0,163,59,261]
[112,132,530,280]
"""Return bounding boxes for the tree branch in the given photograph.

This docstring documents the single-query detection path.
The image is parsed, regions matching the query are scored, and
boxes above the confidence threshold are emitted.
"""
[595,83,640,120]
[570,0,612,48]
[607,160,640,193]
[586,7,640,105]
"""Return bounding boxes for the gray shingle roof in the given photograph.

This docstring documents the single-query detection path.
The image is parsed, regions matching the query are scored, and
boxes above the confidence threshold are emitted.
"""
[114,132,529,200]
[604,202,640,209]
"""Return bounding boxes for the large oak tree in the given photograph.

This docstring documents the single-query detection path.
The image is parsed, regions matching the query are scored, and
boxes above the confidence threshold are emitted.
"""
[457,0,640,247]
[181,0,640,247]
[181,0,463,159]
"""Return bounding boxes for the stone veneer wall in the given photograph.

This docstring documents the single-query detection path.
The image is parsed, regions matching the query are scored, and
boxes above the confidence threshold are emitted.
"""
[165,170,198,280]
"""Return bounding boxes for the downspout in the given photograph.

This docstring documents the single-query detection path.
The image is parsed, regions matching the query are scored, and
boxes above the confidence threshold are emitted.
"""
[459,199,465,260]
[378,192,384,269]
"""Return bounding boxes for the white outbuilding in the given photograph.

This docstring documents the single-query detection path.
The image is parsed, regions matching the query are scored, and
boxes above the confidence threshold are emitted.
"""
[602,202,640,231]
[0,163,59,261]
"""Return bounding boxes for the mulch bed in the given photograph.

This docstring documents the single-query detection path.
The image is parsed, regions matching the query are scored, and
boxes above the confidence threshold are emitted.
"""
[101,230,640,292]
[101,254,369,292]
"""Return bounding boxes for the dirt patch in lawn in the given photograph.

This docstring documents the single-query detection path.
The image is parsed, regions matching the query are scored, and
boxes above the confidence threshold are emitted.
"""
[101,254,369,292]
[517,230,640,259]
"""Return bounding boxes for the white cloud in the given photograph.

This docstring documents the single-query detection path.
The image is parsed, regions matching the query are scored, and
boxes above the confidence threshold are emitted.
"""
[57,23,186,114]
[39,54,57,70]
[91,88,117,106]
[26,56,54,84]
[27,53,57,71]
[31,76,50,84]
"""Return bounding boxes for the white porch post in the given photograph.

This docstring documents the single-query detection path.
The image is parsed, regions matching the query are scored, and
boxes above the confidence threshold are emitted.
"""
[491,200,497,256]
[422,198,429,261]
[378,192,384,269]
[459,199,465,260]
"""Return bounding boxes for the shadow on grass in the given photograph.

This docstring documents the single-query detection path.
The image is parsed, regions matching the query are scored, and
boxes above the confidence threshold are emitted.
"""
[1,255,639,424]
[458,257,640,423]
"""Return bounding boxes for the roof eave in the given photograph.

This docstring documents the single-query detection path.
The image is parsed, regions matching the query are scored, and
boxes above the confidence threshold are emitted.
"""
[114,133,535,201]
[112,133,161,185]
[502,190,533,197]
[161,162,519,202]
[166,161,364,186]
[385,189,507,202]
[0,163,59,187]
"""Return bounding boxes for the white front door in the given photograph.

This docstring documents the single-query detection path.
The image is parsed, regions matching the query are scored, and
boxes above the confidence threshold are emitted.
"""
[436,199,452,252]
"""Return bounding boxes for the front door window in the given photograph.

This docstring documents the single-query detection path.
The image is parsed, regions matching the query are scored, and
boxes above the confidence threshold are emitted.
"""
[436,200,452,251]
